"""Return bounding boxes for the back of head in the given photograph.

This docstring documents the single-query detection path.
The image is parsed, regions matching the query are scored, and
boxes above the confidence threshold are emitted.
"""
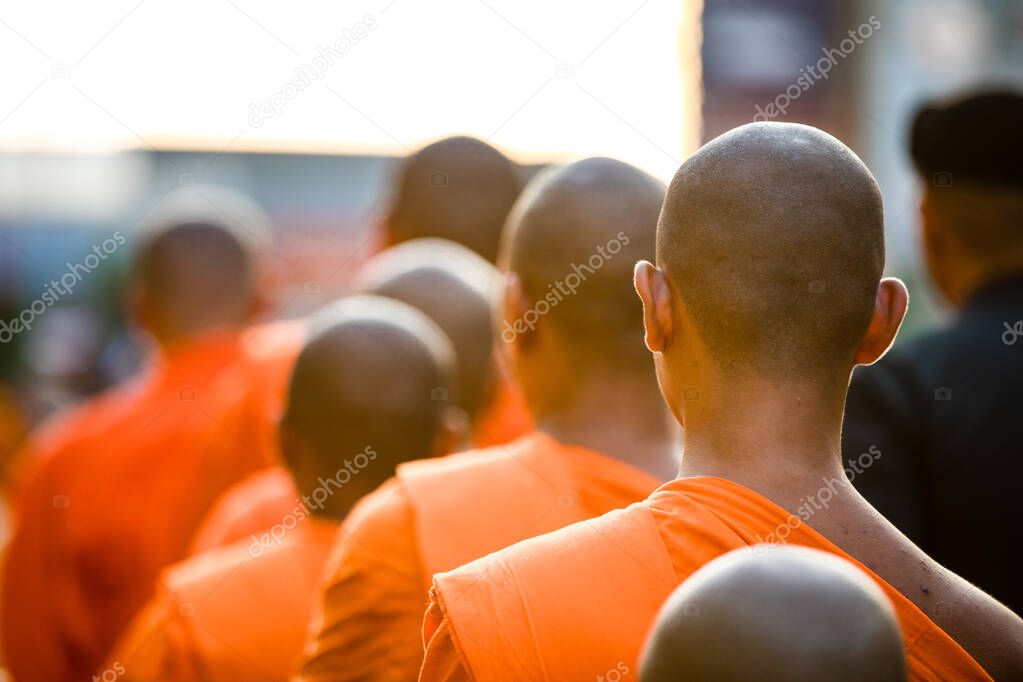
[386,136,522,263]
[503,157,665,376]
[355,238,498,423]
[282,295,455,496]
[640,546,907,682]
[910,89,1023,260]
[658,122,885,379]
[133,186,269,343]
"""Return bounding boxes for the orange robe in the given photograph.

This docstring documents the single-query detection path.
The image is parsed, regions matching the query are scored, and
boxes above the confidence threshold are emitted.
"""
[188,466,298,554]
[296,432,661,682]
[105,518,336,681]
[190,375,529,557]
[421,477,991,682]
[1,328,297,682]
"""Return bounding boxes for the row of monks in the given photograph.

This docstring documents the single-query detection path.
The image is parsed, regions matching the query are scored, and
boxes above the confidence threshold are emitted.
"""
[2,90,1022,681]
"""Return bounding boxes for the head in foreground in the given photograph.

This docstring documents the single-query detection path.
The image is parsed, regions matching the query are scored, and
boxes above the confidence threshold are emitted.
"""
[279,295,459,519]
[385,136,522,263]
[355,238,499,435]
[500,157,667,419]
[909,88,1023,307]
[131,186,269,346]
[639,545,907,682]
[634,122,908,424]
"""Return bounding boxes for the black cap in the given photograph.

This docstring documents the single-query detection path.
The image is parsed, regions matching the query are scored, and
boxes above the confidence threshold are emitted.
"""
[909,89,1023,190]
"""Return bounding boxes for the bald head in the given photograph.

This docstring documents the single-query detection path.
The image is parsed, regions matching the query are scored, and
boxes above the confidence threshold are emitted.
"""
[386,136,522,263]
[640,546,906,682]
[658,123,884,377]
[133,187,268,343]
[356,239,498,423]
[503,157,665,374]
[281,296,455,503]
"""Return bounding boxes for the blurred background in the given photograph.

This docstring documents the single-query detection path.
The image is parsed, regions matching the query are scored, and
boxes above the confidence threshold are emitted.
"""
[1,0,1022,437]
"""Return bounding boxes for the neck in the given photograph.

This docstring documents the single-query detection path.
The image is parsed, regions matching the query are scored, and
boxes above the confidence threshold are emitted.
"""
[536,375,680,482]
[677,372,849,491]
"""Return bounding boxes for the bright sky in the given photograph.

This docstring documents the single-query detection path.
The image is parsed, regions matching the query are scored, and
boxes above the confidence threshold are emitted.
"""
[0,0,695,181]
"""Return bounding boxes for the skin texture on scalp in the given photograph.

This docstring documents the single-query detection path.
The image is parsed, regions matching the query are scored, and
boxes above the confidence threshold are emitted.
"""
[282,296,456,502]
[640,546,907,682]
[503,156,666,374]
[354,238,498,423]
[657,122,885,378]
[386,136,522,263]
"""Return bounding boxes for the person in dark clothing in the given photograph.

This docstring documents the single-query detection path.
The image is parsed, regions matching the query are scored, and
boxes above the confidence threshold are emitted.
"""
[843,89,1023,616]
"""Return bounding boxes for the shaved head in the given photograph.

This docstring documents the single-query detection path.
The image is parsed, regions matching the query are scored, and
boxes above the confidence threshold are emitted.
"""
[386,136,522,263]
[282,295,455,490]
[355,238,498,423]
[133,186,268,342]
[658,123,884,377]
[503,157,665,374]
[640,546,906,682]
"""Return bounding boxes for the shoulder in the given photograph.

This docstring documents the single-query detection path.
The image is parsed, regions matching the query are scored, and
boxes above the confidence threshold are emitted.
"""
[435,501,655,598]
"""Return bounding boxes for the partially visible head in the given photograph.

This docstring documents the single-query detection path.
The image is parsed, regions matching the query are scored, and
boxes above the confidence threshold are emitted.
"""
[639,546,907,682]
[635,123,907,422]
[279,295,461,519]
[385,136,522,263]
[131,186,268,345]
[354,238,499,428]
[499,157,665,416]
[910,89,1023,307]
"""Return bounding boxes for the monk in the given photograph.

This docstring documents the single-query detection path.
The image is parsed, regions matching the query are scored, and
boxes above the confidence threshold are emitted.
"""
[297,158,680,681]
[384,136,522,263]
[105,296,460,681]
[354,237,532,448]
[640,546,907,682]
[1,189,295,682]
[421,123,1023,681]
[188,239,530,554]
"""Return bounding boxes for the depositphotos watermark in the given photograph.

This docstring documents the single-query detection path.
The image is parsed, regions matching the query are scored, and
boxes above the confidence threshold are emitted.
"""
[754,16,880,122]
[752,445,881,556]
[500,231,630,342]
[93,661,125,682]
[248,446,377,557]
[1,231,126,343]
[595,661,630,682]
[248,15,378,127]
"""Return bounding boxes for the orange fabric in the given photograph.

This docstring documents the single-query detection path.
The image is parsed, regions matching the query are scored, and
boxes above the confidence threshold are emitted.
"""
[0,329,291,682]
[189,466,298,554]
[422,477,991,682]
[108,518,337,681]
[470,372,532,449]
[297,432,660,682]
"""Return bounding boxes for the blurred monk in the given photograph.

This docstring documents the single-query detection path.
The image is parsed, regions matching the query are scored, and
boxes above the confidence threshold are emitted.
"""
[106,296,460,681]
[1,188,295,682]
[188,238,529,554]
[640,546,907,682]
[297,158,679,681]
[843,90,1023,614]
[421,123,1023,681]
[355,237,531,448]
[384,136,522,263]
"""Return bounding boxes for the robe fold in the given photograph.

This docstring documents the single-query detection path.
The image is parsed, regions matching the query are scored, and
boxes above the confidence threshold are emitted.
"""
[296,432,661,682]
[420,477,991,682]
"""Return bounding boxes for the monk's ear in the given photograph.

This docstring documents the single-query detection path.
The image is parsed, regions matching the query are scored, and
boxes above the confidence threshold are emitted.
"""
[634,261,673,353]
[430,405,470,457]
[854,277,909,366]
